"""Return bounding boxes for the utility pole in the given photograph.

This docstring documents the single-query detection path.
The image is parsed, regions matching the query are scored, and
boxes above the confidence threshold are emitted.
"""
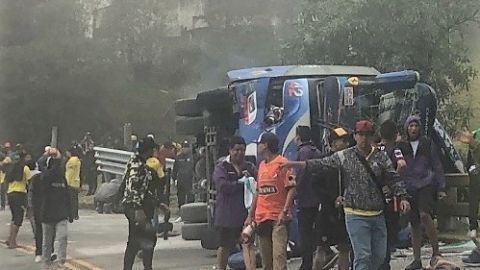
[51,126,58,148]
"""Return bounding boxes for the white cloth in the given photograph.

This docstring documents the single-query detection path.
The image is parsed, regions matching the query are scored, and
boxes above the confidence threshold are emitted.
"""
[238,176,256,209]
[410,140,419,158]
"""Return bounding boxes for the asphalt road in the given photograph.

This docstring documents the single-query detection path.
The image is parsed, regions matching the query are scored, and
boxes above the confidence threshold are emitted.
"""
[0,209,470,270]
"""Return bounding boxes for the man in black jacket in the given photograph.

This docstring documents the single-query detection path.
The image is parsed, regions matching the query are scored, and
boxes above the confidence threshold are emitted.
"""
[40,148,72,269]
[120,137,161,270]
[172,142,195,209]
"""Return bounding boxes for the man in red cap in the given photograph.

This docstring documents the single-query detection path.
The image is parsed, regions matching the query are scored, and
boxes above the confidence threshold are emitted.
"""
[280,120,410,270]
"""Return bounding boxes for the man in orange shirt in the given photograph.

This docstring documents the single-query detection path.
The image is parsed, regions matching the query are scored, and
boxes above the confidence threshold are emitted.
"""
[246,132,296,270]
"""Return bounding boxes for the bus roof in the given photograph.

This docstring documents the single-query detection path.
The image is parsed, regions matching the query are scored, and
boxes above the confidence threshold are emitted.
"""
[227,65,380,83]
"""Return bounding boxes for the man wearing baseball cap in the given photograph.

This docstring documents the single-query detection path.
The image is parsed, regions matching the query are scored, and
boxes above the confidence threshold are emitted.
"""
[313,127,353,270]
[246,132,296,270]
[281,120,410,270]
[120,136,161,270]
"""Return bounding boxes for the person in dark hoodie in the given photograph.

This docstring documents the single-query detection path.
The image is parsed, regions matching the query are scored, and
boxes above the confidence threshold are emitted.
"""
[294,126,323,270]
[40,148,72,269]
[213,136,256,270]
[378,120,407,270]
[172,141,195,209]
[119,137,161,270]
[313,127,353,270]
[397,115,446,270]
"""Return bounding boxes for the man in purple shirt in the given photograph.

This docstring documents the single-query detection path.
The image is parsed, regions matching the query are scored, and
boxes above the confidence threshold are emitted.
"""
[397,115,446,270]
[213,136,256,270]
[294,126,324,270]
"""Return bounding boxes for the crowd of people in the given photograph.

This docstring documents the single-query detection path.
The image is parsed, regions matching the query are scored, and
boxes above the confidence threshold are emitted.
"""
[3,115,480,270]
[211,116,472,270]
[0,142,83,269]
[0,128,203,269]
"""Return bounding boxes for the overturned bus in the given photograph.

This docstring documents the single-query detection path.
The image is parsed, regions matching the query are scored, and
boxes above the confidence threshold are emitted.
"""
[174,65,467,248]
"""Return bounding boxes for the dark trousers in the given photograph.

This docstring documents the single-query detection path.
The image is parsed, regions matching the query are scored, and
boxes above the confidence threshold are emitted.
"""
[379,207,400,270]
[34,213,43,256]
[123,206,157,270]
[31,212,54,256]
[0,181,6,208]
[69,187,79,219]
[177,185,194,208]
[8,192,26,226]
[298,207,318,270]
[469,172,480,231]
[85,169,97,195]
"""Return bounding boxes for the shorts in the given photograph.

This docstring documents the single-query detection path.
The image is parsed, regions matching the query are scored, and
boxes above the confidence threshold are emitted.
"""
[408,185,436,225]
[8,192,26,226]
[216,226,242,249]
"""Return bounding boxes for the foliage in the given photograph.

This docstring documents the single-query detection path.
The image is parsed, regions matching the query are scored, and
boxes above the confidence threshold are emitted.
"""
[0,0,294,154]
[0,0,180,153]
[284,0,480,132]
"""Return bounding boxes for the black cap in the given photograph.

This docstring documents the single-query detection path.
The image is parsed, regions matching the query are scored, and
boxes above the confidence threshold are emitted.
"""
[296,126,311,142]
[137,137,158,154]
[254,132,279,153]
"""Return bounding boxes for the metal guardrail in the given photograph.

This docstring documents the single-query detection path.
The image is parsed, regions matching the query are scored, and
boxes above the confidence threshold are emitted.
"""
[94,147,133,176]
[437,173,470,217]
[94,147,176,177]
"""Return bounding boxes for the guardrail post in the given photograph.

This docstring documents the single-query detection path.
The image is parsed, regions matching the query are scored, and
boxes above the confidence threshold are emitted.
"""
[437,173,470,232]
[51,126,58,148]
[123,123,132,150]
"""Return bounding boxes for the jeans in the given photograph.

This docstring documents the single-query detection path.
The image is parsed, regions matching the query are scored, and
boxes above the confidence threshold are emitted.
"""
[123,205,157,270]
[42,220,68,268]
[297,207,317,270]
[345,214,387,270]
[257,221,288,270]
[152,208,160,233]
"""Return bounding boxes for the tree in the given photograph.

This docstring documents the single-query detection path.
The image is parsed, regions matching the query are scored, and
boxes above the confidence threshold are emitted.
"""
[284,0,480,132]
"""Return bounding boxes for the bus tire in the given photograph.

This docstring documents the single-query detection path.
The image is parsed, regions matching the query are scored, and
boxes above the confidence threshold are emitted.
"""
[181,223,208,240]
[180,202,208,223]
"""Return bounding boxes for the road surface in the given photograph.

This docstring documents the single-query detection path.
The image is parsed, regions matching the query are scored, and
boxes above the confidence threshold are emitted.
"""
[0,209,470,269]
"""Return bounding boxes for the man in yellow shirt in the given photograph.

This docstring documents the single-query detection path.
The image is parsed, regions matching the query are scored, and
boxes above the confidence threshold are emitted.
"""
[65,146,82,220]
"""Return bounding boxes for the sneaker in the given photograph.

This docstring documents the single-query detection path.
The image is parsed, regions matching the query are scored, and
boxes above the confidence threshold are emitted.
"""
[468,229,477,239]
[34,255,42,263]
[50,253,57,262]
[405,260,422,270]
[463,249,480,266]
